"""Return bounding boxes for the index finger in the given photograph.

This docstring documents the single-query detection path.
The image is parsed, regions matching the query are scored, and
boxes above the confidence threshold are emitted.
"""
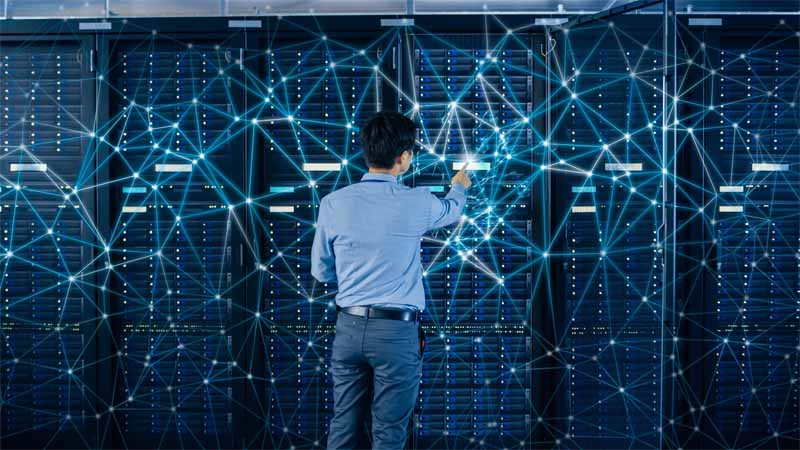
[458,161,470,173]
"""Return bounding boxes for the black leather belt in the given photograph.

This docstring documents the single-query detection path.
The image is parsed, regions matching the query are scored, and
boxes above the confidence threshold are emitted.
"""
[337,305,421,322]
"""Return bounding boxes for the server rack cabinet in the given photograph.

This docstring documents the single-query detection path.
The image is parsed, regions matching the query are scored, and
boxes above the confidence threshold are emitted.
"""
[0,35,99,449]
[100,25,250,449]
[549,16,666,449]
[404,25,535,449]
[248,17,390,449]
[676,16,800,449]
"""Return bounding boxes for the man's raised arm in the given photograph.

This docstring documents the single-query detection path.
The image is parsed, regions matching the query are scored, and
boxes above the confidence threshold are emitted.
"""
[425,162,473,230]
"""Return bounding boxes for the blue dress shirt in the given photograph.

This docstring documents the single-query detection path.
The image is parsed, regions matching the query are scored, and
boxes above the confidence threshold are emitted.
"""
[311,172,467,311]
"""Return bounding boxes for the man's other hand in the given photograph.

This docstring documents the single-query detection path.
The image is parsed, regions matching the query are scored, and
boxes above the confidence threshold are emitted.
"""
[452,162,473,189]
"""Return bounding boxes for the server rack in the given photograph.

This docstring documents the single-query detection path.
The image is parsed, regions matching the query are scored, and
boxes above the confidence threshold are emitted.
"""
[551,20,665,449]
[678,20,800,448]
[255,21,389,449]
[408,31,534,449]
[0,36,98,448]
[101,31,248,448]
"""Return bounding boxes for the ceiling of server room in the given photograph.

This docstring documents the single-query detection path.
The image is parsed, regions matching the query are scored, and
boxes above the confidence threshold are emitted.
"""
[1,0,799,18]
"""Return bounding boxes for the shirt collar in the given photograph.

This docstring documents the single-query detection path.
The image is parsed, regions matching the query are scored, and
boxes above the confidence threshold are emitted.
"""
[361,172,398,183]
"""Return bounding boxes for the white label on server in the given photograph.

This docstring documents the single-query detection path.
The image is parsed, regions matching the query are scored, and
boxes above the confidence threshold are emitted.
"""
[302,163,341,172]
[453,162,491,171]
[269,205,295,213]
[604,163,643,171]
[122,206,147,213]
[719,186,744,193]
[752,163,788,172]
[571,206,596,213]
[719,205,744,213]
[10,163,47,172]
[155,164,193,172]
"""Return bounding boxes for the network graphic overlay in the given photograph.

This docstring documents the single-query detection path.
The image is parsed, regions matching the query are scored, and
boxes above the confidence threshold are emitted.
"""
[0,14,797,450]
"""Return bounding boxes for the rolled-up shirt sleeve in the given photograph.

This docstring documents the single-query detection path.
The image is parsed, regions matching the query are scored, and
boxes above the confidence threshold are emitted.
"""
[311,197,337,283]
[425,183,467,231]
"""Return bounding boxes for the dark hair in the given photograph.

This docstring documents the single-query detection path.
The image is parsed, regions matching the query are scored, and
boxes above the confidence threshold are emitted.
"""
[359,111,416,169]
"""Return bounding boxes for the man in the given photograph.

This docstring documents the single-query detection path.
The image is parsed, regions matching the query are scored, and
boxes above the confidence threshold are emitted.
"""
[311,111,472,450]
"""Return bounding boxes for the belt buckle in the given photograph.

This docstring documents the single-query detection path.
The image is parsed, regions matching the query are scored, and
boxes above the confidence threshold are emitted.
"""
[406,309,420,322]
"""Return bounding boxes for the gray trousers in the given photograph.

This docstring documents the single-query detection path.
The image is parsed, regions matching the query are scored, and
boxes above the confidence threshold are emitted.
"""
[327,312,422,450]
